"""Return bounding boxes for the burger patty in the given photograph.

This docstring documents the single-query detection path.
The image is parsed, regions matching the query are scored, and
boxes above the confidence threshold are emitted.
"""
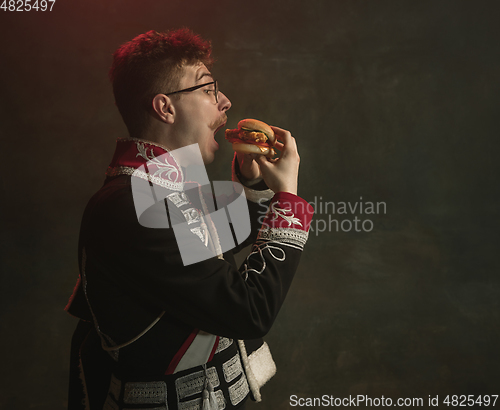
[225,129,268,144]
[240,130,268,143]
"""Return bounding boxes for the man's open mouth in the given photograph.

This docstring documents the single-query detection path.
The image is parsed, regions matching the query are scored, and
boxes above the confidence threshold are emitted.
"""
[214,121,226,135]
[212,113,228,134]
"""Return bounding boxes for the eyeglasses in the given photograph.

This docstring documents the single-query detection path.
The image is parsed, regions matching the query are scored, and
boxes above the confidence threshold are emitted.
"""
[164,80,218,103]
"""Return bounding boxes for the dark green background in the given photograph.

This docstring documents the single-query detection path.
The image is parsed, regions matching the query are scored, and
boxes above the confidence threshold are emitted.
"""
[1,1,499,408]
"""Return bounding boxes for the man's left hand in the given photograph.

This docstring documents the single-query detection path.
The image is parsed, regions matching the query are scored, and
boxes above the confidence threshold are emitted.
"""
[236,152,262,183]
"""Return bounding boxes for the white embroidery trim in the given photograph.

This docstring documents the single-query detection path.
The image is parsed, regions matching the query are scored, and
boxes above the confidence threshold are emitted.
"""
[178,390,225,410]
[182,208,201,225]
[190,226,209,247]
[269,201,303,227]
[241,243,284,279]
[197,185,224,260]
[228,373,250,406]
[117,136,171,152]
[215,338,233,354]
[165,192,210,248]
[167,191,189,207]
[175,367,219,400]
[123,381,167,404]
[240,238,304,280]
[222,354,243,383]
[107,166,184,192]
[257,227,309,248]
[135,141,182,181]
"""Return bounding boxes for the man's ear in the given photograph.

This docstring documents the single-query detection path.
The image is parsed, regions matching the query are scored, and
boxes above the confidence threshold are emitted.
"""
[151,94,175,124]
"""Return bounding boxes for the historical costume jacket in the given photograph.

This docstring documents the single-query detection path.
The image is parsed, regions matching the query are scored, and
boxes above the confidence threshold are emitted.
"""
[66,138,314,410]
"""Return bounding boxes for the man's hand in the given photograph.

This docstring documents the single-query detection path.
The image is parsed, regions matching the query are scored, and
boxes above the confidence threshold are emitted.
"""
[236,152,262,182]
[254,126,300,195]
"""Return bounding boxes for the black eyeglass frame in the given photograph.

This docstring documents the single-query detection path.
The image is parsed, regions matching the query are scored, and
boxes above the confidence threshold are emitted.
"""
[163,80,218,103]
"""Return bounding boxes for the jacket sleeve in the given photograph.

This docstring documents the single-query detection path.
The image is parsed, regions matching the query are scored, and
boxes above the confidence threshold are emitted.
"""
[228,153,274,254]
[72,176,314,347]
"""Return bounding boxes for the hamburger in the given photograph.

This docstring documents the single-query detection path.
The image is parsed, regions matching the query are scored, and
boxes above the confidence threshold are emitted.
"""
[225,119,276,158]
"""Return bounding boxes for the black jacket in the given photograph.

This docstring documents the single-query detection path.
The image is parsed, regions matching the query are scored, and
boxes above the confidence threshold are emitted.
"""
[66,138,313,409]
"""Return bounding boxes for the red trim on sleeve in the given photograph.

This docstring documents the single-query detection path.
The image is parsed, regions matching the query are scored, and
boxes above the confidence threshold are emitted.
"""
[165,329,198,375]
[207,336,220,363]
[262,192,314,231]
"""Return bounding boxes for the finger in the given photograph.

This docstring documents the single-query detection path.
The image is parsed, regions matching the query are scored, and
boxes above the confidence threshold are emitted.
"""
[240,153,254,165]
[270,126,295,147]
[236,153,253,169]
[272,141,284,158]
[255,155,271,167]
[272,132,297,158]
[269,125,289,136]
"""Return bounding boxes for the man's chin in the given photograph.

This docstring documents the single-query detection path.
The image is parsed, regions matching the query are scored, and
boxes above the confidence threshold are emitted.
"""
[204,141,219,164]
[202,151,216,165]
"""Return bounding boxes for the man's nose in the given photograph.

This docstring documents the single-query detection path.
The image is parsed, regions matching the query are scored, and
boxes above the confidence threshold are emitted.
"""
[218,91,231,112]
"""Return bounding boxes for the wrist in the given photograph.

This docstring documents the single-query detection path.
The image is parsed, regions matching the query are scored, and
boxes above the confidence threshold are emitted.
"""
[236,167,262,186]
[276,190,297,196]
[275,183,297,196]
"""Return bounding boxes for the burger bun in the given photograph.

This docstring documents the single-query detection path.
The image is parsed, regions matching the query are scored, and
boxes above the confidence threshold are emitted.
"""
[238,119,276,145]
[232,142,275,158]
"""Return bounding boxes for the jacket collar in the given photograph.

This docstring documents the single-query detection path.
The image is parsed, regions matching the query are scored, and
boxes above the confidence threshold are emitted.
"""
[106,137,185,191]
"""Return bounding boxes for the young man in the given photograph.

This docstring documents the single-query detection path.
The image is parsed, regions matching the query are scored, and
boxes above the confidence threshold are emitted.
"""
[66,29,314,410]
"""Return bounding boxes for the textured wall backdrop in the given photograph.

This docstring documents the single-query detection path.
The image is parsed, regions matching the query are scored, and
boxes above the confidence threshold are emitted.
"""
[1,1,499,409]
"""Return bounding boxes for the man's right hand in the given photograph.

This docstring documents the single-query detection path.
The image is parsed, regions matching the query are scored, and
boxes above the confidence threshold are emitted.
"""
[255,126,300,195]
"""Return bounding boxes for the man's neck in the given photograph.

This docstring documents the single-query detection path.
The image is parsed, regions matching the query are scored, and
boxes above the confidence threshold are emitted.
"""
[131,126,175,151]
